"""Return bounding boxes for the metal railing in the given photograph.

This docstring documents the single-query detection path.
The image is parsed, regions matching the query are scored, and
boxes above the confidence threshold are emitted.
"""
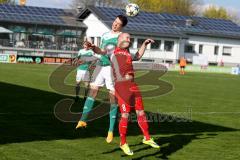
[0,39,81,51]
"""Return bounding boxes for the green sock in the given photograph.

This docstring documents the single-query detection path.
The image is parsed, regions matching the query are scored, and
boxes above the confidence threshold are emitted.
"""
[80,97,95,121]
[108,104,118,132]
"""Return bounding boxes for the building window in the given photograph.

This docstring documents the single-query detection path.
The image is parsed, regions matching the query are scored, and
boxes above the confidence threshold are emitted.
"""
[223,47,232,56]
[214,46,219,55]
[137,38,145,48]
[130,38,134,48]
[164,41,174,52]
[199,44,203,54]
[151,40,161,49]
[184,43,195,53]
[96,37,101,46]
[90,37,94,44]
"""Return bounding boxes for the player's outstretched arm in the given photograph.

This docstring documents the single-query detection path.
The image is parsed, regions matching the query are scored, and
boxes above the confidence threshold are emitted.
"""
[89,44,107,55]
[135,39,154,60]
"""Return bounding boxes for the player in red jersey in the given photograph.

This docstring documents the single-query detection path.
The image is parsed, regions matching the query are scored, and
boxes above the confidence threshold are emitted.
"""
[111,33,160,156]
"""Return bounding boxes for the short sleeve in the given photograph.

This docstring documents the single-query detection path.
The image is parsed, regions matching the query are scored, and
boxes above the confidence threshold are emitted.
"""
[129,49,138,61]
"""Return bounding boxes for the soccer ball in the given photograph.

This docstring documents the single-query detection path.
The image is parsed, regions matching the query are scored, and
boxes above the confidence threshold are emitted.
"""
[125,3,139,17]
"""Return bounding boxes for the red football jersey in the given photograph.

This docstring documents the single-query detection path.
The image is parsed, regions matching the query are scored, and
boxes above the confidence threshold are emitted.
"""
[112,47,134,80]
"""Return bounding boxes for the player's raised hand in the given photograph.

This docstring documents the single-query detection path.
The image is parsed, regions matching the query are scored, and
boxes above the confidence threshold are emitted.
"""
[85,41,95,50]
[144,39,155,45]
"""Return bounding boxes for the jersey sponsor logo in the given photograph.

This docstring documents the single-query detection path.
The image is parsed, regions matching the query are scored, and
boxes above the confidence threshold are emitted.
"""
[105,43,116,53]
[115,52,132,64]
[101,32,119,53]
[78,49,94,57]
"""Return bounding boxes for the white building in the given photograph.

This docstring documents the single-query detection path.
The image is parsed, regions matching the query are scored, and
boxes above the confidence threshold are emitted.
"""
[78,6,240,66]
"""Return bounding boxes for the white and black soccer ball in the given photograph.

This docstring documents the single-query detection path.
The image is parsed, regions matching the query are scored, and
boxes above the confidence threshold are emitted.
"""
[125,3,139,17]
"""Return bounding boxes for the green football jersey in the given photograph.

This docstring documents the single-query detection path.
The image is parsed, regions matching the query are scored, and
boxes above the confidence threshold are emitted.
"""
[77,49,94,71]
[98,31,120,66]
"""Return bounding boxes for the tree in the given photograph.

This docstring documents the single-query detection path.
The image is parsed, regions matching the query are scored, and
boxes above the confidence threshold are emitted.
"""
[128,0,202,16]
[70,0,127,10]
[203,6,230,19]
[203,5,240,23]
[0,0,15,4]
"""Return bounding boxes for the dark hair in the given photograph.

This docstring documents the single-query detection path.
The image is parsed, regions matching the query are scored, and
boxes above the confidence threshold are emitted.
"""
[117,15,128,27]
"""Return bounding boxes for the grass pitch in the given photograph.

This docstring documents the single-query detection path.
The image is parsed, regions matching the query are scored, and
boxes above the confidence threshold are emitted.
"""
[0,63,240,160]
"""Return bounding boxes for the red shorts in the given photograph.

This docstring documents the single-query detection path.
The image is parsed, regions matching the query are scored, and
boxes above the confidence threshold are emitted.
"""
[115,80,144,113]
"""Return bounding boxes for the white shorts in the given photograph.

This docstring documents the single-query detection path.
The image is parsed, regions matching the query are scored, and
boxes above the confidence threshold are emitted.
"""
[76,70,90,82]
[90,65,114,91]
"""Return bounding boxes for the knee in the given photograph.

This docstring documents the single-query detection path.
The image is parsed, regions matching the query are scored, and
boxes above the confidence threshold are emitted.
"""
[89,86,99,98]
[121,113,129,118]
[136,110,145,116]
[109,90,115,98]
[109,91,116,103]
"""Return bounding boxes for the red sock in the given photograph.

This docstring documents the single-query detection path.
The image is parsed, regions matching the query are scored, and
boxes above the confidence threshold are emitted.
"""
[137,114,150,140]
[119,117,128,145]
